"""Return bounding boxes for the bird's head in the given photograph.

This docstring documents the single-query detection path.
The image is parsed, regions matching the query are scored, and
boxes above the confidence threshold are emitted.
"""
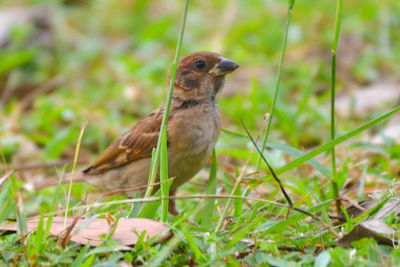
[171,51,239,102]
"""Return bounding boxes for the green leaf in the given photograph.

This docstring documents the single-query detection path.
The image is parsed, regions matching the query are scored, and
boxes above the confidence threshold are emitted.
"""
[138,190,161,219]
[315,250,331,267]
[262,200,331,235]
[73,244,90,266]
[45,169,65,240]
[33,209,45,256]
[0,49,36,74]
[234,185,242,217]
[201,150,217,226]
[182,227,205,262]
[128,191,142,218]
[160,128,169,222]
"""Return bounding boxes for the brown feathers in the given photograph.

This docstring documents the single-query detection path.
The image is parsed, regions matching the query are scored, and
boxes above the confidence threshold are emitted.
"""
[73,52,239,213]
[83,107,164,174]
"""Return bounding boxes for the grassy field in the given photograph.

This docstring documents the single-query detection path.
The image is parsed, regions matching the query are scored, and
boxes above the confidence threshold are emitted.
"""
[1,0,400,266]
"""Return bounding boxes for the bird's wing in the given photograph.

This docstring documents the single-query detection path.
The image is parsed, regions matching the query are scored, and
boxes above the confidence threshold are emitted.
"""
[83,107,165,174]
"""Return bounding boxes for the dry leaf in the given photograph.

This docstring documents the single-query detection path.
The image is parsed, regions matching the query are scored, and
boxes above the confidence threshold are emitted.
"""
[57,215,81,248]
[343,199,378,219]
[339,195,400,247]
[0,216,172,246]
[338,224,397,248]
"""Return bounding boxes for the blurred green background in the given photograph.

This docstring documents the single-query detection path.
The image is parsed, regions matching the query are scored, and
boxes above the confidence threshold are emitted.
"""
[1,0,399,167]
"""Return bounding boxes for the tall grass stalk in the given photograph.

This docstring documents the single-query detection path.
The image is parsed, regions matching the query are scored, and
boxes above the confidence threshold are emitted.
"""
[215,142,256,232]
[144,0,190,221]
[159,129,169,222]
[64,121,87,228]
[215,121,267,232]
[256,0,295,169]
[330,0,343,214]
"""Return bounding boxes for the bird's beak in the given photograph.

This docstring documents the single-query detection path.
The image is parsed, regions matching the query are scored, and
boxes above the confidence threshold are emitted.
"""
[209,57,239,76]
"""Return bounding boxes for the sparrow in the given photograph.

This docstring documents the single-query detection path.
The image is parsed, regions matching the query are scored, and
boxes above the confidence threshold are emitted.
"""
[41,51,239,214]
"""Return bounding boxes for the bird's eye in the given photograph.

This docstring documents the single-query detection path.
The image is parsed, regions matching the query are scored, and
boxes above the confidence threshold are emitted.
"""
[195,60,206,70]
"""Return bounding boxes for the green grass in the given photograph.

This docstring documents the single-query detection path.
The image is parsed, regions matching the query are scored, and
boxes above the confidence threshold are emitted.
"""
[330,0,343,214]
[257,0,295,169]
[145,0,189,222]
[1,0,400,266]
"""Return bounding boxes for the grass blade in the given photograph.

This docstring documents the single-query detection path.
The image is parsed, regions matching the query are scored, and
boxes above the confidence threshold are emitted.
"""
[242,121,293,207]
[160,128,169,222]
[45,168,65,239]
[269,106,400,178]
[257,0,296,168]
[65,120,87,227]
[128,191,142,218]
[222,128,332,178]
[0,182,11,224]
[262,200,331,235]
[234,185,242,217]
[148,232,182,267]
[138,190,161,219]
[330,0,343,214]
[181,227,205,262]
[201,150,217,226]
[215,127,260,232]
[145,0,190,199]
[33,208,45,256]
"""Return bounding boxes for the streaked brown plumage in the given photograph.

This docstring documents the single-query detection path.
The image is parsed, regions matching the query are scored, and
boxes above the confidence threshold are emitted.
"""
[43,51,239,214]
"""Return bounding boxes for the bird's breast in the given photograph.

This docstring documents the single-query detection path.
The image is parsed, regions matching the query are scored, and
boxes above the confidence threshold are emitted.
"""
[168,104,221,155]
[166,103,221,188]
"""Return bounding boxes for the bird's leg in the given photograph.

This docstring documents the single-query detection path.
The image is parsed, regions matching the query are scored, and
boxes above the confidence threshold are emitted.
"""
[168,190,179,215]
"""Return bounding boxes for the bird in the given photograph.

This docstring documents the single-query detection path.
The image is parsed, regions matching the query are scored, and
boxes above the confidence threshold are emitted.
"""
[39,51,239,214]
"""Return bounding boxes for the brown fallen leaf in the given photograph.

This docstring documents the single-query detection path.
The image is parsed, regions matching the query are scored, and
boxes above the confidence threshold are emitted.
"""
[58,215,81,248]
[343,199,378,219]
[338,195,400,247]
[0,216,172,246]
[338,223,397,248]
